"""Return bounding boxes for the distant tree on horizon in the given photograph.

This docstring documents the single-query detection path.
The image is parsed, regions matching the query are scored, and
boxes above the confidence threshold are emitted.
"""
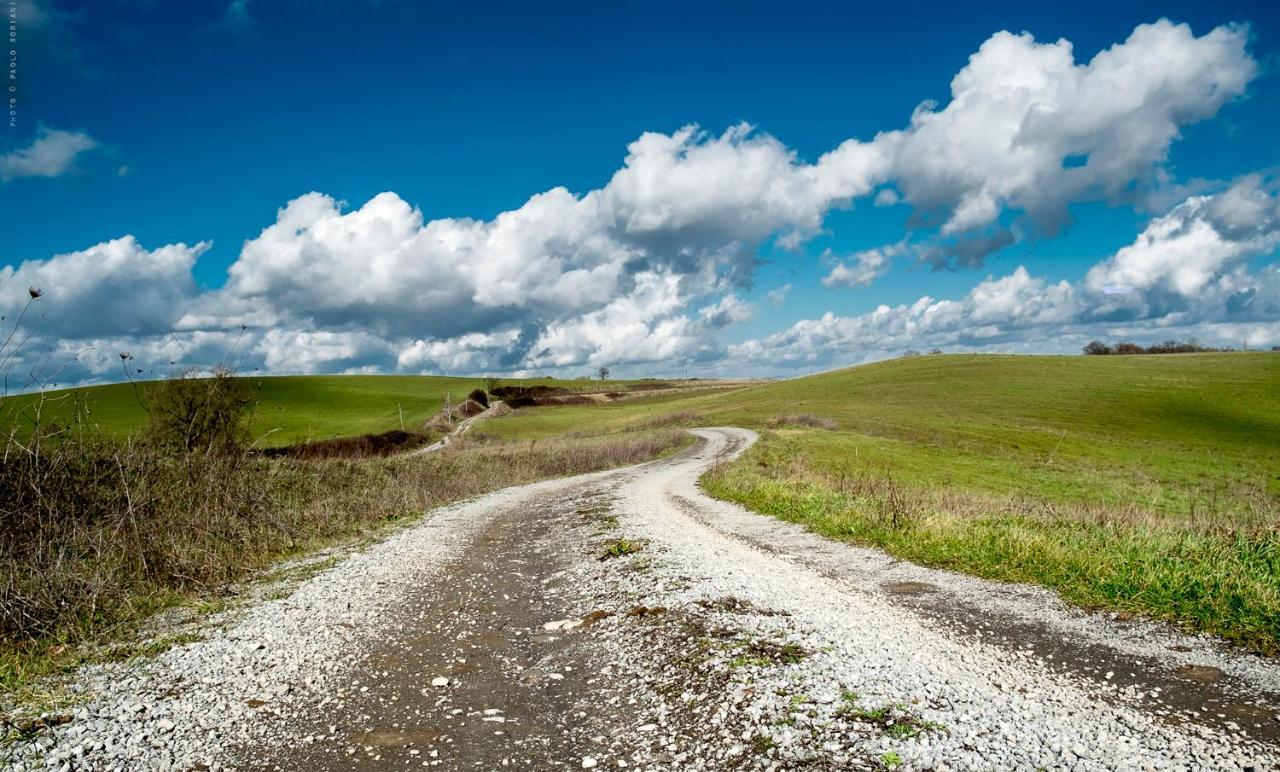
[598,366,610,381]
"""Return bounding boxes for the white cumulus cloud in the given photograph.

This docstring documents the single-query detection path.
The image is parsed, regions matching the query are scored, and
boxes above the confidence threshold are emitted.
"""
[0,127,98,181]
[882,19,1255,265]
[0,236,207,338]
[822,243,906,288]
[0,19,1268,384]
[734,179,1280,372]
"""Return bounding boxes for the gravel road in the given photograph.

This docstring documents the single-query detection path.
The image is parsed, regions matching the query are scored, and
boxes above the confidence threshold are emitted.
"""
[8,428,1278,771]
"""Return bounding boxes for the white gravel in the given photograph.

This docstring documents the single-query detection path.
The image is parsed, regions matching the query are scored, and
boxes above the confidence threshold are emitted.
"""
[4,470,619,771]
[6,427,1276,771]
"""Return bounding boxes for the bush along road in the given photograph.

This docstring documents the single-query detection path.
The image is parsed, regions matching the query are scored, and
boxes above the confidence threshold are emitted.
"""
[7,429,1278,770]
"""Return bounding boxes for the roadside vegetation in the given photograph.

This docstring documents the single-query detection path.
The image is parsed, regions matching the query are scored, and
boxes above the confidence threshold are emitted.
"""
[0,361,690,701]
[482,352,1280,652]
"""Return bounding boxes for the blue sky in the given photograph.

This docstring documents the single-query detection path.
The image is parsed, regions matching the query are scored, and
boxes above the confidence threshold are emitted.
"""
[2,0,1279,384]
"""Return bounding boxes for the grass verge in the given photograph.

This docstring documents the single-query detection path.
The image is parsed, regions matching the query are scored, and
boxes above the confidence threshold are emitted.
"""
[702,432,1280,653]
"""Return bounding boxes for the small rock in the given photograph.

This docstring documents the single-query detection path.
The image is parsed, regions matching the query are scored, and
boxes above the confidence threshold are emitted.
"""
[581,758,598,769]
[431,677,450,688]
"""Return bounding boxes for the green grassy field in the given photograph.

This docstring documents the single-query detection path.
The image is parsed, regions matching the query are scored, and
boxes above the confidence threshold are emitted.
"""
[484,353,1280,650]
[5,354,1278,649]
[488,353,1280,507]
[0,375,657,448]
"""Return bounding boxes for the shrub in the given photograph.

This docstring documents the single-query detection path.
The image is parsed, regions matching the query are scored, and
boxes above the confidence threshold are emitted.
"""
[144,366,255,453]
[489,384,577,408]
[1083,340,1112,355]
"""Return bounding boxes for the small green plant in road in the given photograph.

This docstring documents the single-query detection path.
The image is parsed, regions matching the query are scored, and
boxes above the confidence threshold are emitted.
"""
[881,750,903,769]
[730,638,807,668]
[600,538,644,560]
[730,653,772,669]
[838,693,942,740]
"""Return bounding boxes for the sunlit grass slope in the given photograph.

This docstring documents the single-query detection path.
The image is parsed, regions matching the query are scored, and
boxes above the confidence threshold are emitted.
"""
[1,375,645,448]
[487,353,1280,650]
[491,353,1280,509]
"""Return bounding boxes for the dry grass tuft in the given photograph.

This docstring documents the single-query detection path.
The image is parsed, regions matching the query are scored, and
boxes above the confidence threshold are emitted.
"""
[262,429,436,459]
[637,410,702,429]
[768,414,839,431]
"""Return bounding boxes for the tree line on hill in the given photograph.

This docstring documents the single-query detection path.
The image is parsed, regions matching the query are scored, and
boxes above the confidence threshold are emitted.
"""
[1082,339,1278,355]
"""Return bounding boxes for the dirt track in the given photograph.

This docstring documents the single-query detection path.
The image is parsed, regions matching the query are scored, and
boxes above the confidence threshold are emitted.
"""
[10,429,1278,770]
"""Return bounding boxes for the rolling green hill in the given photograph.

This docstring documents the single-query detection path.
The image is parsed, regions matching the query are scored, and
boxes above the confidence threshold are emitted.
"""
[489,353,1280,508]
[0,374,646,448]
[4,354,1277,647]
[484,353,1280,649]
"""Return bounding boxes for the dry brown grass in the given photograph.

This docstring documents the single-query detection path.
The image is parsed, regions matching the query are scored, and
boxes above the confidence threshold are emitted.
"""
[636,410,702,429]
[262,429,436,459]
[761,450,1278,535]
[768,414,839,431]
[0,426,689,691]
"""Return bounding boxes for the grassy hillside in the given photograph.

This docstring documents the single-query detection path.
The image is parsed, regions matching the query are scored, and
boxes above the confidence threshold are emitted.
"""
[489,353,1280,509]
[0,375,648,448]
[7,354,1275,649]
[485,353,1280,650]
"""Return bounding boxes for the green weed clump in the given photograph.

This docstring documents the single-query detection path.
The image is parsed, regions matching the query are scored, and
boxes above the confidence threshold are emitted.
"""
[600,538,645,559]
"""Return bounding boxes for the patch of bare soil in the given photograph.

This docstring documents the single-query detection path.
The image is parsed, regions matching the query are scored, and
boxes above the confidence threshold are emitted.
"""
[262,429,434,459]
